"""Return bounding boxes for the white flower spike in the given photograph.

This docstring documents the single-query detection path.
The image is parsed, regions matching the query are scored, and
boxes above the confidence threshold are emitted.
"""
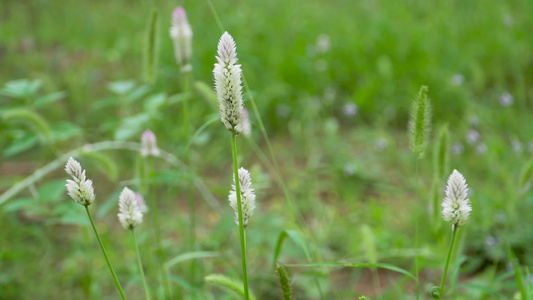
[141,130,160,157]
[65,157,95,206]
[213,31,244,134]
[117,187,143,230]
[170,6,193,71]
[442,170,472,227]
[228,168,256,227]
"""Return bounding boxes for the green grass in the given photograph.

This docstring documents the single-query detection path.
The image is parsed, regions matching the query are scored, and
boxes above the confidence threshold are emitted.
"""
[1,0,533,299]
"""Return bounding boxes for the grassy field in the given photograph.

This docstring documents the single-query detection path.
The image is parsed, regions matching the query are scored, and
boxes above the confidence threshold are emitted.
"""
[1,0,533,299]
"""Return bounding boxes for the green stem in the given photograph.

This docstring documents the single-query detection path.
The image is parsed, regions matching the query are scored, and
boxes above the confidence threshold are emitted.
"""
[147,157,171,299]
[84,206,127,300]
[231,133,250,300]
[182,70,197,290]
[414,158,420,300]
[132,229,151,300]
[439,225,458,299]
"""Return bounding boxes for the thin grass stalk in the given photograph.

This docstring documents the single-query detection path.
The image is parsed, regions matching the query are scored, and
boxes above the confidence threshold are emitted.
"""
[231,133,250,300]
[181,67,198,292]
[85,206,127,300]
[414,159,420,299]
[437,225,457,299]
[145,157,171,299]
[131,229,151,300]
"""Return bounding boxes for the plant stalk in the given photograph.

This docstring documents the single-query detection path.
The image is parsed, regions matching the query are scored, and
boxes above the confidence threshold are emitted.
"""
[146,157,171,299]
[85,206,127,300]
[132,229,151,300]
[231,133,250,300]
[439,225,458,299]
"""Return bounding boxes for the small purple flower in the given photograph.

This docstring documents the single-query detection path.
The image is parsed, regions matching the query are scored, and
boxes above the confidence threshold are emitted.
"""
[141,130,160,157]
[343,165,355,176]
[466,129,480,144]
[511,139,523,153]
[451,74,464,86]
[451,142,464,156]
[499,92,513,107]
[135,193,149,213]
[343,103,358,117]
[476,143,488,155]
[375,138,388,150]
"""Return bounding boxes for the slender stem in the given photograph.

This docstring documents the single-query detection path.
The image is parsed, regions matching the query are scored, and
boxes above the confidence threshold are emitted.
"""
[84,206,127,300]
[147,157,171,299]
[231,133,250,300]
[414,158,420,300]
[439,225,458,299]
[132,229,151,300]
[182,70,197,290]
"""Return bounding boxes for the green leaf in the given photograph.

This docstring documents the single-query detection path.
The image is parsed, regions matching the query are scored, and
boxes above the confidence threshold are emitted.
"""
[284,262,416,280]
[143,93,167,114]
[107,80,135,95]
[2,198,36,213]
[205,274,257,300]
[114,113,150,140]
[50,122,83,141]
[34,91,66,108]
[3,133,38,156]
[0,79,41,98]
[37,180,67,202]
[272,230,312,268]
[165,251,219,270]
[2,108,52,141]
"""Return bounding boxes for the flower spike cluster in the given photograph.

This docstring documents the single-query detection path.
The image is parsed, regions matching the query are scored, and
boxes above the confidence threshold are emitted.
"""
[228,168,256,227]
[117,187,144,230]
[141,130,160,157]
[170,6,193,71]
[442,169,472,226]
[213,31,244,134]
[65,157,95,206]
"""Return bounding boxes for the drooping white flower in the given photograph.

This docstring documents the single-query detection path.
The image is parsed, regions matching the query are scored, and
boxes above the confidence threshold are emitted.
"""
[141,130,160,157]
[117,187,143,230]
[228,168,256,227]
[241,108,251,137]
[65,157,95,206]
[169,6,193,71]
[213,31,244,134]
[442,170,472,226]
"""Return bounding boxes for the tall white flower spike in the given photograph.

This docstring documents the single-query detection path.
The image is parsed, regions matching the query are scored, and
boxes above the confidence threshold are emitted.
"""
[141,130,160,157]
[442,170,472,227]
[65,157,95,206]
[213,31,244,134]
[170,6,193,71]
[117,187,143,230]
[228,168,256,227]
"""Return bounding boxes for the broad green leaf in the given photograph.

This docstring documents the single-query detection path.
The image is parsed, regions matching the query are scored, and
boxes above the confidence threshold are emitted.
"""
[51,122,83,141]
[3,133,38,156]
[114,113,150,140]
[2,198,36,213]
[2,108,52,140]
[37,180,66,202]
[34,91,66,108]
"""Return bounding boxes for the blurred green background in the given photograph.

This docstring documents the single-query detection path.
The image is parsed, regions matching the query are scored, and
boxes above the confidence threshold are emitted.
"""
[1,0,532,299]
